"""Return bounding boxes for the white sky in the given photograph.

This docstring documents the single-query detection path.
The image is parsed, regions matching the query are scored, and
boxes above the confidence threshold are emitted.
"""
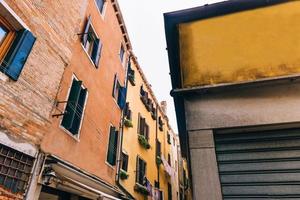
[118,0,223,133]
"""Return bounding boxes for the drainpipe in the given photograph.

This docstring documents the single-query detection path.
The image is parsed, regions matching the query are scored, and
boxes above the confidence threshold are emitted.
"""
[115,54,134,200]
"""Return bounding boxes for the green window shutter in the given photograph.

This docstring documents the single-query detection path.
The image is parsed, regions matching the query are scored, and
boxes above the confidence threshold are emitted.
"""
[61,80,82,130]
[82,15,91,46]
[69,88,87,135]
[3,29,36,81]
[107,127,118,165]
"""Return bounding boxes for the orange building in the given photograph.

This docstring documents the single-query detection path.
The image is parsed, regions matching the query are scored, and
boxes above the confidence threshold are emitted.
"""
[35,0,133,199]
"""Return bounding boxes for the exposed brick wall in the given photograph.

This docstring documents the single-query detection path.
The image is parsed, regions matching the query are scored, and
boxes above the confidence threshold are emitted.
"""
[0,187,22,200]
[0,0,88,199]
[0,0,88,144]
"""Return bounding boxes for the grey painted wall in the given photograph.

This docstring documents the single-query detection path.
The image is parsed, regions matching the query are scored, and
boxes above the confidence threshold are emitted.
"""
[185,81,300,131]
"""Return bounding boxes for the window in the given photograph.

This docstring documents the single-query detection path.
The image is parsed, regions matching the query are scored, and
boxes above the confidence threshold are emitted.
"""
[112,74,126,109]
[168,183,172,200]
[119,44,125,63]
[0,15,35,81]
[61,78,87,136]
[121,152,128,172]
[124,102,132,120]
[156,140,161,157]
[106,126,118,166]
[167,132,171,145]
[159,117,164,131]
[128,63,135,86]
[136,156,146,185]
[95,0,105,14]
[168,154,171,166]
[138,114,149,140]
[0,143,34,194]
[81,16,102,67]
[151,104,156,120]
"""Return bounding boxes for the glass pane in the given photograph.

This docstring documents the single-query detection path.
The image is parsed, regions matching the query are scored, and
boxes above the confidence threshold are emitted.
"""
[0,25,8,45]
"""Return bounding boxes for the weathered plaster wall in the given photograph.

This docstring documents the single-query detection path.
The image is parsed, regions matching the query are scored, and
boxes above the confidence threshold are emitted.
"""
[179,1,300,87]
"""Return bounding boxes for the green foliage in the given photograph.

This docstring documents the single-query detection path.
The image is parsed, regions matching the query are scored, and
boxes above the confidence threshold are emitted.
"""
[134,183,149,196]
[156,156,162,165]
[138,134,150,149]
[124,118,133,128]
[120,169,129,180]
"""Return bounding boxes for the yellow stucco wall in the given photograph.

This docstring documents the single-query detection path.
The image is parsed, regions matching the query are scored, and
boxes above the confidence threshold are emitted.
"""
[179,1,300,88]
[121,60,173,199]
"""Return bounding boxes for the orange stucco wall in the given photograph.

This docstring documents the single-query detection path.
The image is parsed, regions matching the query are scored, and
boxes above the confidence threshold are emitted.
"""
[41,0,127,186]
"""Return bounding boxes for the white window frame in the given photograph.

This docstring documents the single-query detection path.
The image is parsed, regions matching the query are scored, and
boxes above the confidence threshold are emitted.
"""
[105,124,118,169]
[59,74,88,141]
[94,0,107,20]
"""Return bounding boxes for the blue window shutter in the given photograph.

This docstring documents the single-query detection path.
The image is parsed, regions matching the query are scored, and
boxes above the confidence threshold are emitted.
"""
[61,80,83,130]
[118,86,126,109]
[91,38,102,67]
[69,88,87,135]
[82,15,91,46]
[3,29,36,81]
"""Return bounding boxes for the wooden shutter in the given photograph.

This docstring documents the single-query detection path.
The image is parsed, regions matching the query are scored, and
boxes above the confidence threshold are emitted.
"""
[121,153,128,171]
[91,38,102,67]
[136,156,140,183]
[3,29,36,81]
[139,117,145,135]
[117,86,126,109]
[145,124,149,140]
[156,140,161,157]
[69,88,87,135]
[112,74,117,97]
[107,126,117,165]
[61,80,83,130]
[82,15,91,46]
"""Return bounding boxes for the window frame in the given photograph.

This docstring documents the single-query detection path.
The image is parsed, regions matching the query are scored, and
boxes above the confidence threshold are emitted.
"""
[106,125,119,167]
[94,0,107,18]
[119,43,125,65]
[0,14,15,63]
[81,17,102,68]
[136,156,147,185]
[59,74,88,140]
[121,151,129,172]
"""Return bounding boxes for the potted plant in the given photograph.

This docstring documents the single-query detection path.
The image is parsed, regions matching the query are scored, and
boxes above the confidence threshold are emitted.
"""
[120,169,129,180]
[134,183,149,196]
[156,156,162,165]
[124,118,133,128]
[138,135,150,149]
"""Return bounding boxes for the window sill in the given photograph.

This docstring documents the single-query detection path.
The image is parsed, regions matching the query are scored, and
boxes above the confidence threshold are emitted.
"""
[59,125,80,142]
[80,44,98,69]
[0,72,9,82]
[105,161,115,169]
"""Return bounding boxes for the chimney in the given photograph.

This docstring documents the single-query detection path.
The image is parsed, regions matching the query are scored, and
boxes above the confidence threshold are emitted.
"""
[160,101,167,115]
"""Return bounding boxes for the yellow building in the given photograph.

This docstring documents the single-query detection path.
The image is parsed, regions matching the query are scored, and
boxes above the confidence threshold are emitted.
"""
[118,55,176,200]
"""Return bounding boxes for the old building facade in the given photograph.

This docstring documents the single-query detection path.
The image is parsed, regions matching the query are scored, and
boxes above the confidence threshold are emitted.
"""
[0,0,131,199]
[165,0,300,199]
[118,56,178,200]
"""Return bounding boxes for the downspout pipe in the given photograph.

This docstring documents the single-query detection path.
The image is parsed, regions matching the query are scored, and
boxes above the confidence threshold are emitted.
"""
[116,54,135,200]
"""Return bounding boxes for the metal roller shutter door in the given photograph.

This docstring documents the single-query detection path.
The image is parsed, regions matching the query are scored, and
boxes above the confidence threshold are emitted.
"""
[214,129,300,200]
